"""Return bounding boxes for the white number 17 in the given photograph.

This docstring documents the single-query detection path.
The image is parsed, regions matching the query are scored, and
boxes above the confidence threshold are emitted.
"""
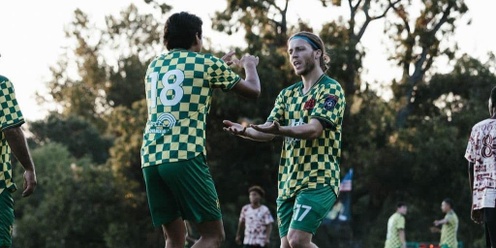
[293,204,312,221]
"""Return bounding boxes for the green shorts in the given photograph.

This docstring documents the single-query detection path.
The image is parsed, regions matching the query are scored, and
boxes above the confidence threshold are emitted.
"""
[0,190,14,247]
[142,153,222,227]
[277,186,336,237]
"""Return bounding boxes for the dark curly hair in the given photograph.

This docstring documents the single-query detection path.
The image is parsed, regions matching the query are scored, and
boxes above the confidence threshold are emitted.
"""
[163,12,203,50]
[248,185,265,198]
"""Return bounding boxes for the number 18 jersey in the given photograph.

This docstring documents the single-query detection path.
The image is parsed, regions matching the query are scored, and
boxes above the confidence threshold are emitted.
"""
[141,49,240,167]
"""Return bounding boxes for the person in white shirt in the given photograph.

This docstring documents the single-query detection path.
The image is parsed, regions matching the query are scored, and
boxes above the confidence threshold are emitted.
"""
[236,186,274,248]
[465,85,496,247]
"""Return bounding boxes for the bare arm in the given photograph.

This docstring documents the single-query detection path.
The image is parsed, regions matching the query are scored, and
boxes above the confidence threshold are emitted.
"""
[434,217,448,226]
[3,126,37,197]
[468,161,474,192]
[251,118,324,140]
[223,118,324,142]
[398,229,406,248]
[235,219,245,245]
[222,52,261,99]
[265,223,272,245]
[468,161,484,224]
[223,120,275,142]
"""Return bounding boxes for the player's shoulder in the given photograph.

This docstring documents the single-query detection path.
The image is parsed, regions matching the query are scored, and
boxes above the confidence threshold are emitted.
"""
[320,75,344,90]
[472,118,496,131]
[260,204,271,211]
[0,75,9,83]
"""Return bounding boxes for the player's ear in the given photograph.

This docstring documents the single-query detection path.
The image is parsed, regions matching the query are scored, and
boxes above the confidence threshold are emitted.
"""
[314,49,322,59]
[195,32,202,44]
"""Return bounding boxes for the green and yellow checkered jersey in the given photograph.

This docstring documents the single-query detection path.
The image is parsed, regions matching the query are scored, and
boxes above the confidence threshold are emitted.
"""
[141,49,240,166]
[267,75,345,199]
[440,211,458,248]
[385,212,405,248]
[0,75,25,194]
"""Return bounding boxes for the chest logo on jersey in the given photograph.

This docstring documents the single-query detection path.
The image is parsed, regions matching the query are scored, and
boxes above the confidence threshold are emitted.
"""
[149,113,176,134]
[303,98,316,110]
[285,118,305,145]
[324,95,338,111]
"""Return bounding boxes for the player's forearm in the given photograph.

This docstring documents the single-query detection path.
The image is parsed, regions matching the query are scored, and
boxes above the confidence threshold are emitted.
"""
[468,162,474,192]
[438,218,448,225]
[4,127,35,171]
[265,224,272,240]
[242,64,261,98]
[279,123,322,140]
[399,230,406,247]
[236,221,244,236]
[243,127,275,142]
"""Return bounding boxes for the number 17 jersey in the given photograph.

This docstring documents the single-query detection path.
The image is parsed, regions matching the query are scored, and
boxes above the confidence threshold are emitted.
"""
[141,49,240,167]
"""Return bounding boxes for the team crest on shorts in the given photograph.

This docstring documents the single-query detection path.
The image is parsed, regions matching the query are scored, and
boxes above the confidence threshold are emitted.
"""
[324,95,338,111]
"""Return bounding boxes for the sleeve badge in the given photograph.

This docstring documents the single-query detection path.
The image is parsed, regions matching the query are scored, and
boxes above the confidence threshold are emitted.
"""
[324,95,338,111]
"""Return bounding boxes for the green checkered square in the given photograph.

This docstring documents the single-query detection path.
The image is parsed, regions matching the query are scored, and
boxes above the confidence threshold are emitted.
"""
[0,75,25,194]
[267,75,345,199]
[141,50,241,166]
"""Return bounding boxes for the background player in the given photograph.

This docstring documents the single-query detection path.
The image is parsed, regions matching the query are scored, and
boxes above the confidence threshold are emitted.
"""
[235,185,274,248]
[384,202,408,248]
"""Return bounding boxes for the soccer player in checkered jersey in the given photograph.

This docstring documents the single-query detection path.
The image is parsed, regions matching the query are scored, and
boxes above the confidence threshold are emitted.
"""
[432,198,459,248]
[140,12,261,248]
[465,85,496,247]
[0,75,37,248]
[384,202,408,248]
[223,31,346,248]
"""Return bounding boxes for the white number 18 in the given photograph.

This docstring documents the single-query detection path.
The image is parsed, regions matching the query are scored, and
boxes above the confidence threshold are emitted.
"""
[148,70,185,107]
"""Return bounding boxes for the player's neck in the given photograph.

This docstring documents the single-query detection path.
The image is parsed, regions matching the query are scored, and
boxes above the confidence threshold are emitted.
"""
[490,109,496,119]
[250,202,261,208]
[301,70,324,94]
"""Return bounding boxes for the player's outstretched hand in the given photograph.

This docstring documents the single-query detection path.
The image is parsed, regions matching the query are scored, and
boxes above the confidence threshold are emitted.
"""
[223,120,247,136]
[22,170,37,197]
[250,121,280,134]
[221,51,238,66]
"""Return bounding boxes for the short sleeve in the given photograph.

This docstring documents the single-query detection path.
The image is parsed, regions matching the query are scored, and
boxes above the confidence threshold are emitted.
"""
[262,206,274,225]
[396,216,405,230]
[206,55,241,91]
[239,205,247,222]
[310,82,345,128]
[465,129,476,163]
[445,213,454,225]
[0,77,24,130]
[267,90,286,123]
